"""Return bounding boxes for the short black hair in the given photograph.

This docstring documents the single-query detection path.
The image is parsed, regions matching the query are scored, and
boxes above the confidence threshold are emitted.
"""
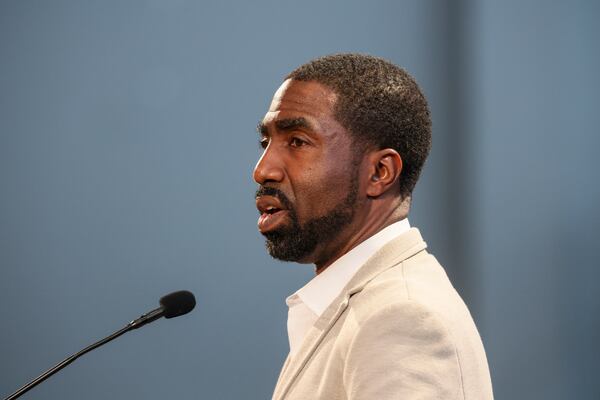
[287,53,431,199]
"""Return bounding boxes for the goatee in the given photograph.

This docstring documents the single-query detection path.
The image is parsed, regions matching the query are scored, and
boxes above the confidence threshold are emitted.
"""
[256,181,358,263]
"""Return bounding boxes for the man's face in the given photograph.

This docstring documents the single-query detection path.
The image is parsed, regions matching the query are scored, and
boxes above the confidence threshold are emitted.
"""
[254,79,361,264]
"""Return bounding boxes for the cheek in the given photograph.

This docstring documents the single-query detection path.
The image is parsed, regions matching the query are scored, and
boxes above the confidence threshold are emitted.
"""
[294,166,352,215]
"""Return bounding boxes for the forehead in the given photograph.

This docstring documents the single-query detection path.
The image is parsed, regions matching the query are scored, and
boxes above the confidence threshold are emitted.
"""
[263,79,338,125]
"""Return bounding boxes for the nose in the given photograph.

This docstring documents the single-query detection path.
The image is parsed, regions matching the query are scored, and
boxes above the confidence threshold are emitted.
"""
[253,144,285,185]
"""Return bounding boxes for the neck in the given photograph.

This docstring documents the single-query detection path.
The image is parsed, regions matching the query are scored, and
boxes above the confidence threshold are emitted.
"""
[313,196,410,274]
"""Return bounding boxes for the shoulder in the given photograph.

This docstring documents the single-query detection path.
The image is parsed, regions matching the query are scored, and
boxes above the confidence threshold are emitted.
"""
[338,251,493,399]
[345,250,484,354]
[341,251,461,367]
[347,250,463,325]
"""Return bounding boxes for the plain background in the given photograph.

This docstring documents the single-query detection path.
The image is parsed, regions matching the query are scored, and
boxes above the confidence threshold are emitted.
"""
[1,1,598,399]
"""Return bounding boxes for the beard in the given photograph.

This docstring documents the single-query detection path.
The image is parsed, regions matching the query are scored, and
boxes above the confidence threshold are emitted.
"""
[256,178,359,263]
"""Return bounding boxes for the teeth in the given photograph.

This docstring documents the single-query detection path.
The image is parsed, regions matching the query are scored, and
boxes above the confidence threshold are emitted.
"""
[267,206,275,211]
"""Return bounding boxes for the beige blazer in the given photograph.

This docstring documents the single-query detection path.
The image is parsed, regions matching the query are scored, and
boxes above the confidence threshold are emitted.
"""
[272,228,493,400]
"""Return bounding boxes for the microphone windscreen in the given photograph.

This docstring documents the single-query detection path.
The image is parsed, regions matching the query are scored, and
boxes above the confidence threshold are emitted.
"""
[160,290,196,319]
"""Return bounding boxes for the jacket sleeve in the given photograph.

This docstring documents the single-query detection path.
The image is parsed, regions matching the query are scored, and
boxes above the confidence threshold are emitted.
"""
[342,301,464,399]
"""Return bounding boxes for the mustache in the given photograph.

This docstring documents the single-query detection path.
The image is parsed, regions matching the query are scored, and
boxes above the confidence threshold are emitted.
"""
[255,186,293,210]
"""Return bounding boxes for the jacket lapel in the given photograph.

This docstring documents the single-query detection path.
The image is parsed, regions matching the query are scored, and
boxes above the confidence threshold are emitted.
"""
[272,228,427,400]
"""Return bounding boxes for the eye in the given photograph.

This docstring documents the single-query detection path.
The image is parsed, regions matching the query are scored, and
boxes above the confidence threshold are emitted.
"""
[290,137,307,148]
[259,137,269,149]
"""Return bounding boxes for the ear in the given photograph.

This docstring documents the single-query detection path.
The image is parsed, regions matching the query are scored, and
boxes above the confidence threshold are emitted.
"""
[366,149,402,197]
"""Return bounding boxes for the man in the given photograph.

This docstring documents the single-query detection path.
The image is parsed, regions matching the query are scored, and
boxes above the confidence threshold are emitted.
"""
[254,54,493,400]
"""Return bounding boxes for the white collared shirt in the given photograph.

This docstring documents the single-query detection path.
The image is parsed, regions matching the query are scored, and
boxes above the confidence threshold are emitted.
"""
[285,219,411,356]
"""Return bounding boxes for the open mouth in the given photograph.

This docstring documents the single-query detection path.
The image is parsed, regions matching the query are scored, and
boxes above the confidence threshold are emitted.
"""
[256,195,287,215]
[256,196,289,233]
[264,205,282,215]
[258,208,288,233]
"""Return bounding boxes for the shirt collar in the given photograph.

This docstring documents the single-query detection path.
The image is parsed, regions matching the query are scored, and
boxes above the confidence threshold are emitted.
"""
[289,219,411,316]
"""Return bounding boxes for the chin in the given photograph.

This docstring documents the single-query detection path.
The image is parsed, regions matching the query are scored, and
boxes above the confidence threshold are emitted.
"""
[264,234,318,264]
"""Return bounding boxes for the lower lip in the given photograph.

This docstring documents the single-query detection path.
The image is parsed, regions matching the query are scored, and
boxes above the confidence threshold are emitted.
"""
[258,210,289,233]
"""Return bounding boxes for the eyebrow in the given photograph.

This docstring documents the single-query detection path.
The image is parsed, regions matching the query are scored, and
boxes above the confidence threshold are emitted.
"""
[257,117,314,136]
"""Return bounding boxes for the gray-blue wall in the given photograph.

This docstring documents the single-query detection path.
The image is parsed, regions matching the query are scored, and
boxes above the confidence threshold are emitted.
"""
[1,1,598,399]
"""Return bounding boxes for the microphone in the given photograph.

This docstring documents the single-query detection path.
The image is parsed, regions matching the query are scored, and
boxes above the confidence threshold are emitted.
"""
[4,290,196,400]
[129,290,196,329]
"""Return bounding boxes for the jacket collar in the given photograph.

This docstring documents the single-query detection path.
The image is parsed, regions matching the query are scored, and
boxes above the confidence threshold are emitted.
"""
[272,228,428,400]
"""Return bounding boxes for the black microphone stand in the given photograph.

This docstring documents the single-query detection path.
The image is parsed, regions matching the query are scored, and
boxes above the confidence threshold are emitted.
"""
[4,307,163,400]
